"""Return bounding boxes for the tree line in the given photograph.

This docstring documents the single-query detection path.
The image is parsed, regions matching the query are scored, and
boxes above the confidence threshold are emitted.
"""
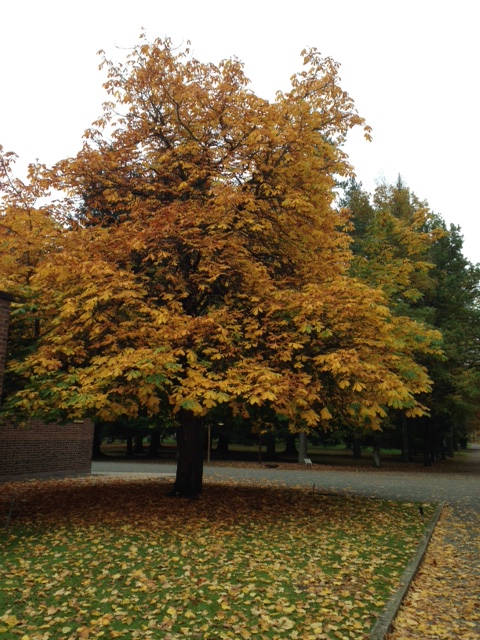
[1,36,479,495]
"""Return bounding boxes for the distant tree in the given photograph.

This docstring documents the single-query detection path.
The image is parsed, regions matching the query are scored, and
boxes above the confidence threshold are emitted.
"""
[343,178,480,462]
[421,219,480,458]
[344,176,438,310]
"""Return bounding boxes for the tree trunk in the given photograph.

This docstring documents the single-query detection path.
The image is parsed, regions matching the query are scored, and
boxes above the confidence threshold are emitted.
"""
[423,421,432,466]
[446,424,454,457]
[401,416,410,462]
[134,434,144,454]
[265,432,276,460]
[298,432,307,463]
[216,430,230,457]
[284,433,297,456]
[440,437,447,461]
[126,436,133,457]
[172,411,204,497]
[352,434,362,459]
[149,429,161,457]
[92,422,103,459]
[372,435,381,467]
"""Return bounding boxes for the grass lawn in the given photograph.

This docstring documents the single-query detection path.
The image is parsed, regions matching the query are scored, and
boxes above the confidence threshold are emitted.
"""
[0,477,435,640]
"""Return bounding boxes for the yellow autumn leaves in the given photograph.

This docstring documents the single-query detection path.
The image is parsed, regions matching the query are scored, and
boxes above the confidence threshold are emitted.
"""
[0,37,441,436]
[0,477,435,640]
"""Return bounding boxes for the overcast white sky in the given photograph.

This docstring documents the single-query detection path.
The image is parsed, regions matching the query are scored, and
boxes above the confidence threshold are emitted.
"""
[1,0,479,262]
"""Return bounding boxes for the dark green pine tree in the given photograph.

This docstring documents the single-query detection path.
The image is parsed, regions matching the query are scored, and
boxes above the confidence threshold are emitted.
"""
[342,178,480,463]
[421,218,480,459]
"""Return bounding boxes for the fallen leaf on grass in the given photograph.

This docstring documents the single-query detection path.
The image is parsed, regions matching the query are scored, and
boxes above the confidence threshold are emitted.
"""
[0,476,437,640]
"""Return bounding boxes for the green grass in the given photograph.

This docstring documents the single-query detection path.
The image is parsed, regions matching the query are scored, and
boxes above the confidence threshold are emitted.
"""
[0,478,435,640]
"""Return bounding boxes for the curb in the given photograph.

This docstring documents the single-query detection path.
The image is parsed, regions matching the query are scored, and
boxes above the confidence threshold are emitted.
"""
[91,472,176,478]
[370,502,444,640]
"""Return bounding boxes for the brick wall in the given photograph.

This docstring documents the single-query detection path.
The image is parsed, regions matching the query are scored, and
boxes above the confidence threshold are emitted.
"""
[0,291,94,482]
[0,420,94,481]
[0,292,12,399]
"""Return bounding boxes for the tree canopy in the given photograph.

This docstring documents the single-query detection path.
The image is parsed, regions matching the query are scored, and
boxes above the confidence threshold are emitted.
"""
[0,37,463,494]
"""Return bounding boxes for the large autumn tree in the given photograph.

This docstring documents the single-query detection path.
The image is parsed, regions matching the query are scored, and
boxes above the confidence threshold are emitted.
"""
[0,147,62,394]
[1,38,440,496]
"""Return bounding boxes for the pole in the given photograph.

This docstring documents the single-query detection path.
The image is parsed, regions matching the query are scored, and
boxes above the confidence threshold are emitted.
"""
[207,423,211,463]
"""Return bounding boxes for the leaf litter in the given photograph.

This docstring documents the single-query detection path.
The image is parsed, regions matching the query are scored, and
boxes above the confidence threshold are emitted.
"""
[388,504,480,640]
[0,476,435,640]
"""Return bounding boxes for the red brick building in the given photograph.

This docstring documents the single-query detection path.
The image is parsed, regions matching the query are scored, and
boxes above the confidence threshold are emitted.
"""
[0,291,12,400]
[0,292,93,481]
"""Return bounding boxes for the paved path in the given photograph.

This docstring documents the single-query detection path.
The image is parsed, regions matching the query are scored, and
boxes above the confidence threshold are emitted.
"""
[385,449,480,639]
[92,445,480,510]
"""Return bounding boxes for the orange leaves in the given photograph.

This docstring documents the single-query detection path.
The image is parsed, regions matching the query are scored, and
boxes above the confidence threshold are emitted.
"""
[0,478,436,640]
[0,614,19,629]
[300,409,320,427]
[320,407,332,421]
[1,36,439,441]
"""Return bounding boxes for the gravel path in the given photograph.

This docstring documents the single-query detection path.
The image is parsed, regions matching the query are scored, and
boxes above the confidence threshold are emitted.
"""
[92,446,480,510]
